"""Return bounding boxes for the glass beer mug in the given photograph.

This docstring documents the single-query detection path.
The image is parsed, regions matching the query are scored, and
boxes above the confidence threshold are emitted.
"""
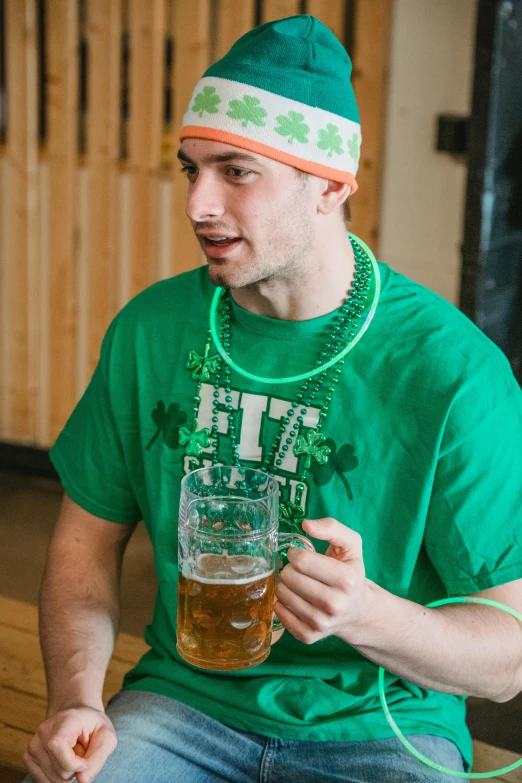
[176,466,315,670]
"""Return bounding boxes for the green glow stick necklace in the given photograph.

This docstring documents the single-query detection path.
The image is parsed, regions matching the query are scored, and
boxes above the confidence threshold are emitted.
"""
[209,232,381,385]
[378,596,522,778]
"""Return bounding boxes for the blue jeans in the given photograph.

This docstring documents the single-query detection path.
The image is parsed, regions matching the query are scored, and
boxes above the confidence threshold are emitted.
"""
[23,690,468,782]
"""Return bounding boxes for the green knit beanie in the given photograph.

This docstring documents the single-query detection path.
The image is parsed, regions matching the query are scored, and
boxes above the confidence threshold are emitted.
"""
[180,15,361,193]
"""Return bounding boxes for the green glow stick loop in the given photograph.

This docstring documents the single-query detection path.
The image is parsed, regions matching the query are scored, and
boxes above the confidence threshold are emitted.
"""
[209,232,381,385]
[378,596,522,778]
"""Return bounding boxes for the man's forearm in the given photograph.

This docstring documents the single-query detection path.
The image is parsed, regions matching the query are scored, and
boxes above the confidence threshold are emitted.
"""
[340,581,522,702]
[39,551,120,717]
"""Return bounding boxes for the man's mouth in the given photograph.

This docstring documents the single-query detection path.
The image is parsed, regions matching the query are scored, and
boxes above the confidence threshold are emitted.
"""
[205,237,240,246]
[200,236,243,258]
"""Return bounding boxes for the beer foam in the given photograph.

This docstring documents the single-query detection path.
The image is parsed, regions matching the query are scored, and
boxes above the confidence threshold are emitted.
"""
[182,554,274,585]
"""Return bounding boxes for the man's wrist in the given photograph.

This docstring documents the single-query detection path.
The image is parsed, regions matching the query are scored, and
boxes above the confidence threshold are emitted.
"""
[46,697,105,718]
[336,579,387,646]
[47,674,105,717]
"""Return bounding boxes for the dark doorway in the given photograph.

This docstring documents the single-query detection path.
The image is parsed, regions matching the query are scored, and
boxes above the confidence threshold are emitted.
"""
[460,0,522,384]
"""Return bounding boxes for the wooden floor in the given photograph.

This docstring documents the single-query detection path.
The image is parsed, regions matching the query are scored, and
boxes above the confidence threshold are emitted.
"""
[0,595,520,781]
[0,596,149,779]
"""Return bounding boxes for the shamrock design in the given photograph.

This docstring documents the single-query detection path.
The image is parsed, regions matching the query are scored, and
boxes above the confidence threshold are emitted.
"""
[192,86,221,117]
[317,124,344,158]
[274,111,310,144]
[279,500,305,534]
[186,347,220,382]
[146,401,188,450]
[178,425,212,457]
[347,133,360,162]
[293,429,331,471]
[227,96,267,128]
[310,438,359,501]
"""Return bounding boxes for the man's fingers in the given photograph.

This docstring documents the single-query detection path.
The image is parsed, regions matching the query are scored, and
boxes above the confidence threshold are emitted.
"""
[23,751,49,783]
[279,561,335,605]
[302,518,363,560]
[273,600,312,643]
[26,732,77,783]
[48,749,85,782]
[78,724,117,782]
[46,721,88,776]
[276,581,322,626]
[24,750,70,783]
[285,546,353,588]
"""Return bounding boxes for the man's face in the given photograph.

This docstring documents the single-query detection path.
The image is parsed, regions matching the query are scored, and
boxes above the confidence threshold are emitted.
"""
[178,139,316,289]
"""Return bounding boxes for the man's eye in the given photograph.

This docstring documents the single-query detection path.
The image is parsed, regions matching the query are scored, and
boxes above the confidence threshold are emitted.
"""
[228,168,251,178]
[180,166,197,177]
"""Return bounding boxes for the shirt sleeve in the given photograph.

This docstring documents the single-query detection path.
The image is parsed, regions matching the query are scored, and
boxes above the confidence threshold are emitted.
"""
[424,374,522,595]
[49,317,142,524]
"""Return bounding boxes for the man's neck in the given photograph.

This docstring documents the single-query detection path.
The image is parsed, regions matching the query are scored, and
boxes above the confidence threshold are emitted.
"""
[231,229,355,321]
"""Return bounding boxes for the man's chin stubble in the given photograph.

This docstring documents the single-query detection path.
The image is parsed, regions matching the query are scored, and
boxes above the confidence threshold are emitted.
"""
[206,260,274,290]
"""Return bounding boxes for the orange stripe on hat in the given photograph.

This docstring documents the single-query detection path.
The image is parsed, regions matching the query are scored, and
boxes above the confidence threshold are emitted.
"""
[180,126,358,193]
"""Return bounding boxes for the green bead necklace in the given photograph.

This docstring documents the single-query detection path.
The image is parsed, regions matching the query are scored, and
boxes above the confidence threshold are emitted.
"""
[182,234,378,531]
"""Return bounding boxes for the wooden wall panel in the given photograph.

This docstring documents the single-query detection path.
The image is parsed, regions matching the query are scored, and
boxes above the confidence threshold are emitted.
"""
[0,154,8,437]
[215,0,255,61]
[307,0,345,40]
[86,0,122,377]
[4,0,39,440]
[46,0,78,442]
[170,0,210,276]
[350,0,393,249]
[262,0,301,23]
[37,163,50,446]
[127,0,165,300]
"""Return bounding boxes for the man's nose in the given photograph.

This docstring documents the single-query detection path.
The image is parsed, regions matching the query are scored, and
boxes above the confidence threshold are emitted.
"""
[185,173,225,222]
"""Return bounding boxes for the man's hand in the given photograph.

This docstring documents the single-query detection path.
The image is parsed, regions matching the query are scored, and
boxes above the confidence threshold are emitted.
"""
[274,517,371,644]
[23,706,117,783]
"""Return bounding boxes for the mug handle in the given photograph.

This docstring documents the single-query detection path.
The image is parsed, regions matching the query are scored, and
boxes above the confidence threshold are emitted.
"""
[272,533,316,632]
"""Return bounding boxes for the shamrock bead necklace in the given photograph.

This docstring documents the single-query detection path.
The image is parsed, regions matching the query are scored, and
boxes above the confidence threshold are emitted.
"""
[181,233,379,531]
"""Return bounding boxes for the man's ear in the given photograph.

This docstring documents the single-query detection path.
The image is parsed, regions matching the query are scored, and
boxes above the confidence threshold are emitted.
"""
[317,179,351,216]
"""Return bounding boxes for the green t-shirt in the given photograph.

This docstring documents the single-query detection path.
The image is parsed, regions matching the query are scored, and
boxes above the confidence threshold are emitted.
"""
[50,262,522,768]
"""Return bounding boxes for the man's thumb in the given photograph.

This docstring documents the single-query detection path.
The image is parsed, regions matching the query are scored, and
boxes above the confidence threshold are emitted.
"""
[302,517,363,558]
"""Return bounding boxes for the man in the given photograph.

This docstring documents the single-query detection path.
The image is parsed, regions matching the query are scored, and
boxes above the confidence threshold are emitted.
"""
[23,15,522,783]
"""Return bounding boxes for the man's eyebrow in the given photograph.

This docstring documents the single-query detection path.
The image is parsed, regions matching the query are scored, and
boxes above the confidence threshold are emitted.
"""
[176,149,262,166]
